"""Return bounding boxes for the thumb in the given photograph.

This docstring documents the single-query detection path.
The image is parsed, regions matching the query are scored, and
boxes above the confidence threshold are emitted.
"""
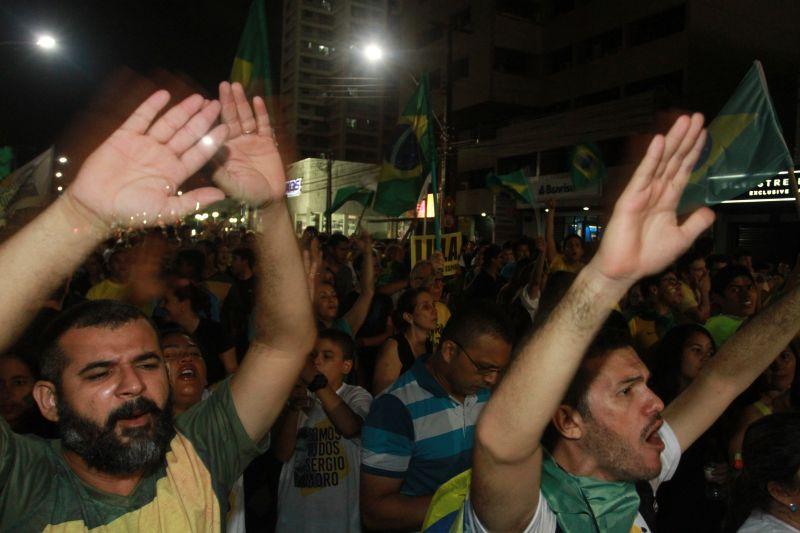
[679,206,715,243]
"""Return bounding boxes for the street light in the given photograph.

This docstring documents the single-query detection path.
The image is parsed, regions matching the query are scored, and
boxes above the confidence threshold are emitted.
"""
[35,34,57,50]
[362,43,384,63]
[57,156,68,164]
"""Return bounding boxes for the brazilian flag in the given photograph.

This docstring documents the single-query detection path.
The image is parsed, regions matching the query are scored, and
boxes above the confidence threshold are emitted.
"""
[230,1,272,99]
[324,186,374,215]
[679,60,793,212]
[486,168,533,204]
[373,73,437,217]
[0,147,12,180]
[570,143,606,190]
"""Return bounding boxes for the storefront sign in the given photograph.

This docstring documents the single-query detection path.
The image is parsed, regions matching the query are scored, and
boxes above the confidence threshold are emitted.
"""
[723,172,798,203]
[285,178,302,198]
[411,232,462,277]
[530,173,601,202]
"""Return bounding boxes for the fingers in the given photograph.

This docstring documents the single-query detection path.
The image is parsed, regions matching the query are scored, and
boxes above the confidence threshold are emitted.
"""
[658,113,705,186]
[167,100,222,154]
[219,81,242,137]
[180,123,229,176]
[146,94,204,143]
[626,133,665,193]
[653,115,692,179]
[119,90,171,134]
[253,96,273,137]
[162,186,226,220]
[679,206,716,243]
[232,82,258,135]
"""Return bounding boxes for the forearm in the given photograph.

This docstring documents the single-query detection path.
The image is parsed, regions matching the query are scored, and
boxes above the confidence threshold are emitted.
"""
[526,253,546,298]
[378,279,408,296]
[362,493,432,531]
[477,264,629,462]
[0,196,106,350]
[545,212,557,261]
[315,386,363,438]
[272,408,300,462]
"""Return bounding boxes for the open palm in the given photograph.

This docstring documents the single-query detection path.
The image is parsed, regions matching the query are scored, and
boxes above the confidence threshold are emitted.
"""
[592,114,716,283]
[213,82,286,207]
[67,91,227,227]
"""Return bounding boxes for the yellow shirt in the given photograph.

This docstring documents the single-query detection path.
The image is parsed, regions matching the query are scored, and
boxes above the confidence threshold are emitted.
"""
[678,281,698,312]
[85,279,128,301]
[550,254,585,274]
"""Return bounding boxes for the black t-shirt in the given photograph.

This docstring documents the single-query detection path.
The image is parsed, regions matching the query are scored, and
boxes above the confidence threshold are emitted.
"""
[466,270,503,301]
[193,318,235,384]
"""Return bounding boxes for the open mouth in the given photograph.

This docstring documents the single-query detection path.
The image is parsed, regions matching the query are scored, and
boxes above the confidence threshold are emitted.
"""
[642,419,665,449]
[117,412,151,428]
[177,364,198,381]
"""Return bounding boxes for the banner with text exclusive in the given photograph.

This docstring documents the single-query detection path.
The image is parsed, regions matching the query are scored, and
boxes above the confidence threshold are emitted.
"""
[411,232,462,277]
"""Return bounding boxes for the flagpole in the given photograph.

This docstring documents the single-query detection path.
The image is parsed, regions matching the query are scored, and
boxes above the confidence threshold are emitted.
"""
[789,165,800,218]
[400,175,432,243]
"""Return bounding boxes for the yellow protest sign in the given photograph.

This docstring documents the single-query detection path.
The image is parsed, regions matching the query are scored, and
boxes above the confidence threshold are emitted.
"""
[410,232,462,277]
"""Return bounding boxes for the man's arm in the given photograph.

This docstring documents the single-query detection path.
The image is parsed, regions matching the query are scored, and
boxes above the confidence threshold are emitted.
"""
[344,232,375,335]
[471,114,714,531]
[525,238,547,300]
[0,91,227,352]
[214,82,316,444]
[544,200,558,263]
[360,473,432,531]
[663,281,800,451]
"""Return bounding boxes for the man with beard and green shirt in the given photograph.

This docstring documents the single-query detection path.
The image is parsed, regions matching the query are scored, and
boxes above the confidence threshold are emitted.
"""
[0,81,315,531]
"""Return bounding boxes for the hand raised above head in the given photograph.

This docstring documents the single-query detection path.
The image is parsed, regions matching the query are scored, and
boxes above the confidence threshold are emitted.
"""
[66,90,228,229]
[590,113,716,285]
[213,81,287,208]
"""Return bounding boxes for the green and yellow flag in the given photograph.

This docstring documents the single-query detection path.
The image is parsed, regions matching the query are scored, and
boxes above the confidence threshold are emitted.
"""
[373,73,437,217]
[486,168,533,204]
[679,60,793,212]
[570,142,606,190]
[230,1,272,99]
[324,186,374,215]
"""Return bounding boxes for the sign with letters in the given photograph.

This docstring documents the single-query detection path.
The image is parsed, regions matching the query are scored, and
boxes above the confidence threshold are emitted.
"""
[285,178,302,198]
[722,172,799,203]
[410,232,462,277]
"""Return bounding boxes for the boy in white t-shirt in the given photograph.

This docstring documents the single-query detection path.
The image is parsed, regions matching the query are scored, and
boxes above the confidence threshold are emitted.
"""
[273,329,372,533]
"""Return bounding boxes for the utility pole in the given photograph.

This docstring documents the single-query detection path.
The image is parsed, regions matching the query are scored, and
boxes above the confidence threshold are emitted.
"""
[325,152,333,232]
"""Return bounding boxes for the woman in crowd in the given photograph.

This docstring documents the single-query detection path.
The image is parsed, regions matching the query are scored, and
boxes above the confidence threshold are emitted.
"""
[371,288,436,394]
[729,344,800,468]
[726,412,800,532]
[649,324,728,532]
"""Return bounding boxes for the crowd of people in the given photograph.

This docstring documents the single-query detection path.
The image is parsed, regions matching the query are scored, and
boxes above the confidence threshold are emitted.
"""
[2,82,800,533]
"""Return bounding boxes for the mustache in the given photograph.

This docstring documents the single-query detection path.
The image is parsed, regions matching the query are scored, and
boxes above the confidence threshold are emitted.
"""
[640,413,663,441]
[106,396,161,428]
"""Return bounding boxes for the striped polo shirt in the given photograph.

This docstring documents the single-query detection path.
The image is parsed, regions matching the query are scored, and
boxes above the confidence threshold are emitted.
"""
[361,355,490,496]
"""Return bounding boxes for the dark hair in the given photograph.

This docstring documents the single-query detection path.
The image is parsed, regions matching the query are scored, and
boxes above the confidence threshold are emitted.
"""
[563,234,582,247]
[483,244,502,265]
[531,271,578,330]
[711,264,755,297]
[232,247,256,269]
[171,283,211,317]
[393,288,429,334]
[677,249,706,275]
[513,238,531,255]
[725,412,800,532]
[441,302,514,351]
[39,300,154,387]
[649,324,715,404]
[639,267,677,298]
[176,249,206,281]
[318,328,355,361]
[327,233,349,249]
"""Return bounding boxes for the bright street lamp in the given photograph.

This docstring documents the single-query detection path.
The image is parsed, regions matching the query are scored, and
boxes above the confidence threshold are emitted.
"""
[35,34,57,50]
[362,43,384,63]
[57,156,68,164]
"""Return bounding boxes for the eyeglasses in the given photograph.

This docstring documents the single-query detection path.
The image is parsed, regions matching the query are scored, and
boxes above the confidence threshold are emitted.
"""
[450,339,504,376]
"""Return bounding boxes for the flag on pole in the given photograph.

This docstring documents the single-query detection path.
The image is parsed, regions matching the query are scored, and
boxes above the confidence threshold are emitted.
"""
[679,60,794,212]
[486,168,533,204]
[569,143,606,190]
[374,73,437,218]
[325,186,375,215]
[230,1,272,99]
[0,147,13,180]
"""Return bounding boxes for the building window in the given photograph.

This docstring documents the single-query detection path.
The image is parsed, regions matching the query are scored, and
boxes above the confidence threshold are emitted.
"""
[576,28,622,63]
[573,86,620,108]
[629,4,686,47]
[625,70,684,98]
[548,45,573,74]
[494,47,538,76]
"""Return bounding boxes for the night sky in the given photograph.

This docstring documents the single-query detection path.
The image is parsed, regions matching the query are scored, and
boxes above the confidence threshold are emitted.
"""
[0,0,282,164]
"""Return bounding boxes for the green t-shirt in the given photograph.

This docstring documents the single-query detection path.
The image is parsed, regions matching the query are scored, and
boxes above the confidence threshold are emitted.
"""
[704,314,745,347]
[0,378,268,531]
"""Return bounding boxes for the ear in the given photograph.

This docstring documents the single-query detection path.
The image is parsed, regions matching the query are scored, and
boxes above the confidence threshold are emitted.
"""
[767,480,800,508]
[551,405,585,441]
[402,311,414,325]
[440,340,458,364]
[32,381,59,423]
[342,359,354,375]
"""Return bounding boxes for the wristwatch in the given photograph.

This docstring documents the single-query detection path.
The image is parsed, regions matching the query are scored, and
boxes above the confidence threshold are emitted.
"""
[307,373,328,392]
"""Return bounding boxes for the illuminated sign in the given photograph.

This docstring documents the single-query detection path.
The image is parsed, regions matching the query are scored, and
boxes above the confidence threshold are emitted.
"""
[285,178,302,197]
[722,171,798,204]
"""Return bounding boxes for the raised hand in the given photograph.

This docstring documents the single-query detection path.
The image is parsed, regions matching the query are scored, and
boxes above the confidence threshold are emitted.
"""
[214,81,286,207]
[67,91,228,228]
[590,113,715,284]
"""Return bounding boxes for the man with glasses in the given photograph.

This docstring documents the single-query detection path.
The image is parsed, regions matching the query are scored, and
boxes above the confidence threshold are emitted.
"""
[359,305,513,531]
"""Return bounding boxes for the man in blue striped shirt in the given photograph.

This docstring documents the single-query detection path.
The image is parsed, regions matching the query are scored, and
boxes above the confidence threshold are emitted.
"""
[360,305,514,531]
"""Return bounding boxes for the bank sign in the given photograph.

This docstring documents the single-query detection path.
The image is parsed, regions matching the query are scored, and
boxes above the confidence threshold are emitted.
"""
[529,173,602,202]
[285,178,302,198]
[722,172,798,203]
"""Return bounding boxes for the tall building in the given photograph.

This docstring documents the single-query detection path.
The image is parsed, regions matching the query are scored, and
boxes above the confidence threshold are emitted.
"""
[279,0,397,163]
[393,0,800,252]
